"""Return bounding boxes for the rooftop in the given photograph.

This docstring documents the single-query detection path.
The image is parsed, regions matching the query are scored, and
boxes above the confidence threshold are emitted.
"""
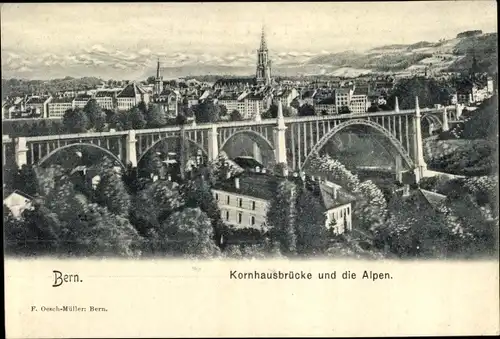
[26,96,50,104]
[117,83,147,98]
[51,97,75,103]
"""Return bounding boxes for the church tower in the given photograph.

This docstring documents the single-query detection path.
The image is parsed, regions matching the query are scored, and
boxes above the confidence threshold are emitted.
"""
[154,58,163,96]
[256,26,272,86]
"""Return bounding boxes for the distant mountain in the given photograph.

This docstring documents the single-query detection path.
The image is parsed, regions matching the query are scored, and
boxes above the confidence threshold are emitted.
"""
[2,31,497,81]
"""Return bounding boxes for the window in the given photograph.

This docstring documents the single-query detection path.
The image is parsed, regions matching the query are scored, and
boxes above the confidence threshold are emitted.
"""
[238,213,242,224]
[226,211,229,220]
[239,198,243,208]
[252,201,256,210]
[227,196,230,204]
[251,216,255,225]
[215,193,219,201]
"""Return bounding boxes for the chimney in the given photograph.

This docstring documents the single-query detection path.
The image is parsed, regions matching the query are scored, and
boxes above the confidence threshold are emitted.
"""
[402,184,410,197]
[234,177,240,189]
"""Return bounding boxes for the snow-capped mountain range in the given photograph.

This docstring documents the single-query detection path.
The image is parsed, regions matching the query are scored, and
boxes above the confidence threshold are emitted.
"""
[2,31,497,80]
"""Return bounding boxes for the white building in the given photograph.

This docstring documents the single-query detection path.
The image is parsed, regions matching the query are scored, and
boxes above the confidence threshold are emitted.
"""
[116,83,151,111]
[73,94,92,109]
[48,97,75,118]
[4,190,34,219]
[94,90,116,110]
[211,170,354,234]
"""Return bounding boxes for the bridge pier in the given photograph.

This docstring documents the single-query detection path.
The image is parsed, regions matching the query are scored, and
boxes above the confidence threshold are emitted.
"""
[208,124,219,161]
[253,142,263,164]
[15,137,28,169]
[455,103,463,119]
[394,154,403,183]
[273,102,288,172]
[442,107,449,132]
[413,97,428,184]
[126,130,138,168]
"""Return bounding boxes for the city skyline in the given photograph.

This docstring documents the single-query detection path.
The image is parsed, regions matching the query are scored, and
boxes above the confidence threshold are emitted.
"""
[1,2,497,80]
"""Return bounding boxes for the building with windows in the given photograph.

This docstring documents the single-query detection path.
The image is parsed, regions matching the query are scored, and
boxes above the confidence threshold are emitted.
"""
[94,90,116,110]
[335,88,353,113]
[314,97,336,115]
[116,82,150,111]
[73,94,92,109]
[48,97,75,118]
[25,96,52,118]
[211,170,354,234]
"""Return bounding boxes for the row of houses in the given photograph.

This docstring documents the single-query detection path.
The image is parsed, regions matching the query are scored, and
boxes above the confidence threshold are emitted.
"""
[2,83,151,119]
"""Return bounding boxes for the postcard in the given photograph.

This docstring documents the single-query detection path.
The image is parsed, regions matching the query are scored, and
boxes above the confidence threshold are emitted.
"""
[3,2,499,337]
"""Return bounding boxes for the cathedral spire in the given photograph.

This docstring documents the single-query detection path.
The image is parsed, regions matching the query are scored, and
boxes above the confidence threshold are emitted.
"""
[156,57,161,79]
[260,25,267,51]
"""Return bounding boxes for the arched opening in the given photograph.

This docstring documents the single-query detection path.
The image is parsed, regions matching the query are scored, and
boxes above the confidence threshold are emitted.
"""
[38,143,125,170]
[421,114,442,137]
[137,136,208,181]
[302,120,414,187]
[219,130,276,169]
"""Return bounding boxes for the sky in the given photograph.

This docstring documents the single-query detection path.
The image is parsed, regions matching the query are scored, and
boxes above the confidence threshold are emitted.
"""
[0,2,497,79]
[2,2,497,54]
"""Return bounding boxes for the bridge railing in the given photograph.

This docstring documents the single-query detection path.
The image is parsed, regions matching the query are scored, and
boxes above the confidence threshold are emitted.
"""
[5,106,455,142]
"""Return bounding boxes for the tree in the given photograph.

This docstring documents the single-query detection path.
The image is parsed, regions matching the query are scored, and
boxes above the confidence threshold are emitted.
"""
[94,166,131,217]
[229,109,243,121]
[193,101,220,123]
[137,101,148,115]
[158,208,220,257]
[145,104,167,128]
[84,99,106,131]
[131,180,184,238]
[266,179,297,254]
[63,108,89,133]
[66,202,142,257]
[219,105,228,117]
[308,154,388,234]
[338,106,351,114]
[388,76,454,109]
[298,103,315,116]
[127,107,147,130]
[295,186,328,254]
[262,103,292,119]
[320,109,329,116]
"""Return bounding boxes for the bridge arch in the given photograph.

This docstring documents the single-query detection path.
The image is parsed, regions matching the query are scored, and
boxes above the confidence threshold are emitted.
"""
[422,113,442,128]
[301,119,415,169]
[137,136,208,165]
[219,129,276,164]
[38,142,126,169]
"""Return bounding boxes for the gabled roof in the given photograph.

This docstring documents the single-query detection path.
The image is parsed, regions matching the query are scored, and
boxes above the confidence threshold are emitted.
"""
[419,189,447,209]
[26,96,50,104]
[117,83,147,98]
[317,97,335,105]
[51,97,75,103]
[3,189,34,201]
[74,94,92,101]
[95,91,116,98]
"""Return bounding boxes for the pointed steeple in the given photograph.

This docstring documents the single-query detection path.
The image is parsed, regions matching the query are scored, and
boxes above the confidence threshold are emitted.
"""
[156,57,161,78]
[415,96,420,117]
[260,25,267,51]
